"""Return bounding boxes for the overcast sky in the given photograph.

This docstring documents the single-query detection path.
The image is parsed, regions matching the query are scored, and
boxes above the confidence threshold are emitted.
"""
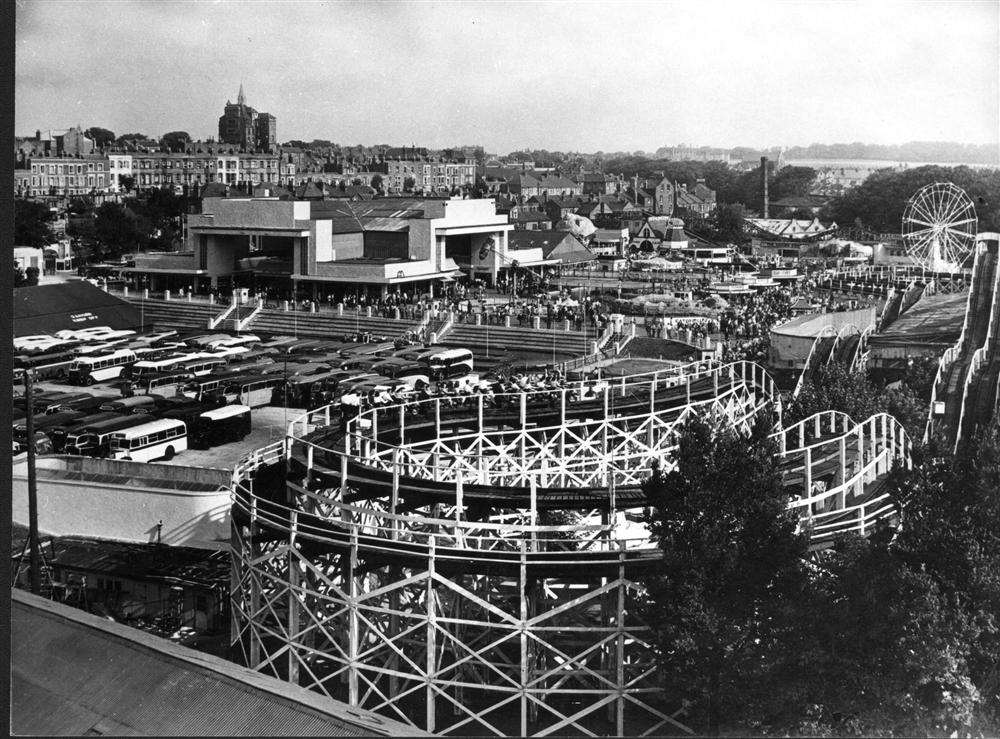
[14,0,1000,153]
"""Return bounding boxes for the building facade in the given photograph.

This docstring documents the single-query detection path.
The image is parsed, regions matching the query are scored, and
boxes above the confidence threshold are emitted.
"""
[382,158,477,193]
[217,85,277,152]
[20,156,111,197]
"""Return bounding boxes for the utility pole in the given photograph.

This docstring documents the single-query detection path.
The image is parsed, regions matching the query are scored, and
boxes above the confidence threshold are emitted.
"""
[23,369,41,595]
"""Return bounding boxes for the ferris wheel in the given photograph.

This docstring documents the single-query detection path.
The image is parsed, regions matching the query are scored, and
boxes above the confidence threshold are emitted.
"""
[902,182,977,271]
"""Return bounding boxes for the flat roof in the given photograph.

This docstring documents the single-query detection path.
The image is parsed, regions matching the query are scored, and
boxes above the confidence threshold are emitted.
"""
[11,589,422,736]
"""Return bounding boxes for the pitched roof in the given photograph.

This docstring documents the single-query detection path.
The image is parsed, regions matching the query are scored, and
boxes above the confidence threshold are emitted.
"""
[538,174,578,190]
[507,229,577,254]
[14,282,140,337]
[11,590,422,737]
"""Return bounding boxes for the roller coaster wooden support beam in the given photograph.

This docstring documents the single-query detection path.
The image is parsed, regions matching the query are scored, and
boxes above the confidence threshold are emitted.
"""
[229,362,912,737]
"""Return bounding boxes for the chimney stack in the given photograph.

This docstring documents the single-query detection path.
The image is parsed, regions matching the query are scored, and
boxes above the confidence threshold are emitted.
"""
[760,156,769,219]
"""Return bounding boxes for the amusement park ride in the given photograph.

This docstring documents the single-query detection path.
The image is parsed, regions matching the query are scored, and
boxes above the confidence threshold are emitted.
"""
[228,361,911,737]
[902,182,978,273]
[223,183,998,737]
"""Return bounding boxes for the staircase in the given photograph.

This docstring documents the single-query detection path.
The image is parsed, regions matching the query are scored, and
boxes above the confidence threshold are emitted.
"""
[124,298,420,339]
[128,298,219,331]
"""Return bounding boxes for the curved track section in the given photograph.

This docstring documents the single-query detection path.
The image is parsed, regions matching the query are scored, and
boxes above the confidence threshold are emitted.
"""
[954,233,1000,449]
[230,360,911,737]
[926,234,999,448]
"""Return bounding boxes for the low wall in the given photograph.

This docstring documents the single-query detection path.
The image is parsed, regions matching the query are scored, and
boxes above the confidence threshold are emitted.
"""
[12,456,232,550]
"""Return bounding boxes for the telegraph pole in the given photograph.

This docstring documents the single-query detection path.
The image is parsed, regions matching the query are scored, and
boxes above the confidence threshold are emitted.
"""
[23,369,41,595]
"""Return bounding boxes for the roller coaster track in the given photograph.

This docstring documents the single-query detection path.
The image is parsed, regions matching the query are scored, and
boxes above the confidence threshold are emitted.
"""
[229,358,911,737]
[925,234,999,449]
[953,233,1000,451]
[792,325,837,398]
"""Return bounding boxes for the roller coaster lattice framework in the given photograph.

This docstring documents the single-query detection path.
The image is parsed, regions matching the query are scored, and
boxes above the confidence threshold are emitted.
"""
[229,358,912,737]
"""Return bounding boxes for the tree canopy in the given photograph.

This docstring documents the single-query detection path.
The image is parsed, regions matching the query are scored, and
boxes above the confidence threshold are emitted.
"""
[820,165,1000,233]
[641,414,1000,735]
[786,360,927,440]
[159,131,191,153]
[643,412,808,734]
[84,127,115,147]
[14,199,56,247]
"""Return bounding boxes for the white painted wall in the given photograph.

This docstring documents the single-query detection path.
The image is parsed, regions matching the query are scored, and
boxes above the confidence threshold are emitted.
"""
[12,458,232,550]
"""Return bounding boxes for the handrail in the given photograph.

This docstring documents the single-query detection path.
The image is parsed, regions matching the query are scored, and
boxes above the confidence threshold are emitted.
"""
[207,297,239,330]
[234,298,264,332]
[232,407,910,555]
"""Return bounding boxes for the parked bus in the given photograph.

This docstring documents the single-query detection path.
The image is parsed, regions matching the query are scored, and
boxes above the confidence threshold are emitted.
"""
[206,334,260,350]
[421,348,474,380]
[176,356,228,377]
[132,353,209,381]
[180,370,259,402]
[189,404,251,449]
[44,394,106,416]
[226,374,283,408]
[223,354,276,374]
[99,395,161,414]
[109,418,188,462]
[15,349,79,380]
[67,349,137,385]
[49,411,120,452]
[285,370,348,408]
[13,410,84,446]
[134,371,193,398]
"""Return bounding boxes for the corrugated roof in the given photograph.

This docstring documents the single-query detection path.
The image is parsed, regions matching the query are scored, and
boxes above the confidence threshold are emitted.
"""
[362,217,410,232]
[12,590,424,736]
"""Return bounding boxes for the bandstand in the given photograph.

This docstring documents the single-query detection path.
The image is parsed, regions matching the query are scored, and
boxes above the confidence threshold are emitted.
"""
[229,359,911,737]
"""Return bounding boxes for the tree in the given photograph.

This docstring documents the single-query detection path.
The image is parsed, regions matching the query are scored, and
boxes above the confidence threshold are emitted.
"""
[93,202,144,259]
[351,177,363,187]
[24,266,40,286]
[159,130,191,153]
[67,196,95,216]
[471,175,489,199]
[769,166,817,201]
[116,132,149,143]
[821,165,1000,234]
[791,535,983,737]
[712,203,747,244]
[642,412,809,734]
[889,428,1000,733]
[14,198,55,247]
[369,174,383,192]
[787,360,928,440]
[84,127,116,148]
[403,176,416,192]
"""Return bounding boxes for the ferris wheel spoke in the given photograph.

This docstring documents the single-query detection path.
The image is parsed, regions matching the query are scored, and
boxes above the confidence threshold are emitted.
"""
[912,196,942,225]
[943,231,970,265]
[906,217,938,230]
[945,216,977,229]
[944,226,975,241]
[905,226,939,239]
[938,194,967,226]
